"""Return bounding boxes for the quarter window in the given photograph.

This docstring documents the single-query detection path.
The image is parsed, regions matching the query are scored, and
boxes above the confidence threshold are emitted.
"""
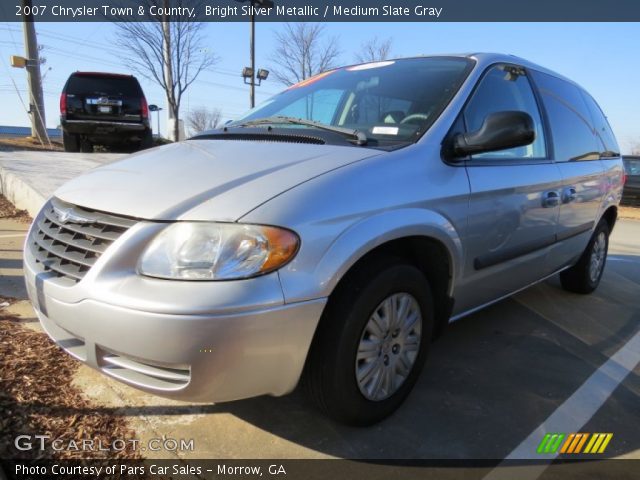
[464,65,547,160]
[580,91,620,158]
[530,71,600,162]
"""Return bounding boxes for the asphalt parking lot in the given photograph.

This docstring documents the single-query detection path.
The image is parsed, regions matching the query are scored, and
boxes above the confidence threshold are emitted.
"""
[1,213,638,462]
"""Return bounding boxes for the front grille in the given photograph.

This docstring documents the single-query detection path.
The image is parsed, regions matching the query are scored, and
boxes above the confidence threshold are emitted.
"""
[29,198,137,284]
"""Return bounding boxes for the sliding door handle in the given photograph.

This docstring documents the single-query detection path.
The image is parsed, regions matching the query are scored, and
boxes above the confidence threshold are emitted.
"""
[563,187,578,203]
[542,191,560,208]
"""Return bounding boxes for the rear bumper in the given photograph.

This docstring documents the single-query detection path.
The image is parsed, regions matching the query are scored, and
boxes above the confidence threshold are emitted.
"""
[621,184,640,206]
[62,119,147,137]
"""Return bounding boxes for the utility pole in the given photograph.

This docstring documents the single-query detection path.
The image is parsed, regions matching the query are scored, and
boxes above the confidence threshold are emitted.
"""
[21,0,47,142]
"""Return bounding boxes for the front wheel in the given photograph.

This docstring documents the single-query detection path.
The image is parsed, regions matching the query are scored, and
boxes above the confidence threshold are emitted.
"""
[560,220,610,294]
[304,259,433,426]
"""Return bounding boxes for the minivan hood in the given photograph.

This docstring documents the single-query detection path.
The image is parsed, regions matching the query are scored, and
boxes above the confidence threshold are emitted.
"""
[54,140,382,221]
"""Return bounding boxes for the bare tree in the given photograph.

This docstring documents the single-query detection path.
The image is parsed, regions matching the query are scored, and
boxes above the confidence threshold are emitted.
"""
[187,107,222,135]
[355,37,393,64]
[269,23,341,86]
[114,2,217,141]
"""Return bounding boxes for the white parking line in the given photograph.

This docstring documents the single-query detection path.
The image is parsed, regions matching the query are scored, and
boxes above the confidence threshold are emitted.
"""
[608,256,640,264]
[483,328,640,480]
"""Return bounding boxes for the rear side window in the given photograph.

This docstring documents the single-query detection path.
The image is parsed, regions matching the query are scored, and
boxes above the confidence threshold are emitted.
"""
[580,92,620,158]
[529,71,600,162]
[463,64,546,160]
[66,75,142,97]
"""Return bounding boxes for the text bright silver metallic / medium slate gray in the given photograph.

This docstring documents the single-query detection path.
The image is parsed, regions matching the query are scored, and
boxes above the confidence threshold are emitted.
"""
[24,53,624,425]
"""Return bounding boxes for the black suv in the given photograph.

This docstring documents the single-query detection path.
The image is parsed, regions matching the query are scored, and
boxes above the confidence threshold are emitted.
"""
[622,156,640,206]
[60,72,153,152]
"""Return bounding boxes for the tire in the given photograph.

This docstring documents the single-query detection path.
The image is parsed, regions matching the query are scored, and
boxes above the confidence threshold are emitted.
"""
[62,131,79,152]
[139,130,154,150]
[560,220,610,294]
[304,258,434,426]
[79,139,93,153]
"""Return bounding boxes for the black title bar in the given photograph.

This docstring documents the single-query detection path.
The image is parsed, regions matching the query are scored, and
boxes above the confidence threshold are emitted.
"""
[2,459,640,480]
[2,0,640,22]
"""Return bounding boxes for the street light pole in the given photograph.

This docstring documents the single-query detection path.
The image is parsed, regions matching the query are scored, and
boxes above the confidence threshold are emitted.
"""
[249,6,255,108]
[156,108,163,137]
[148,104,163,138]
[21,0,47,143]
[239,0,273,108]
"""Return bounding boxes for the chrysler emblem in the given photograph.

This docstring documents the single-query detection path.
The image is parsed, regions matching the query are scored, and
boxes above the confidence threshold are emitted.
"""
[52,206,92,225]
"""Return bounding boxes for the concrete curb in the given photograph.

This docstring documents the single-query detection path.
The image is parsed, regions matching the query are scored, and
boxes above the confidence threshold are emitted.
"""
[0,152,124,217]
[0,164,46,217]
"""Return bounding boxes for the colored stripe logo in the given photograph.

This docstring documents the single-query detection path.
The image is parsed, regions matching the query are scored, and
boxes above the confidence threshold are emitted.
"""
[537,433,613,454]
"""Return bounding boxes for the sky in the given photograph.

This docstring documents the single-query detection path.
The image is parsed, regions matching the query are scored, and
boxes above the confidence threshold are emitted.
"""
[0,21,639,153]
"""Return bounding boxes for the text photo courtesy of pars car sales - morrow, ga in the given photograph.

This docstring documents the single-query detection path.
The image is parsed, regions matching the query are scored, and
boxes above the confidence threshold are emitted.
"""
[0,1,639,479]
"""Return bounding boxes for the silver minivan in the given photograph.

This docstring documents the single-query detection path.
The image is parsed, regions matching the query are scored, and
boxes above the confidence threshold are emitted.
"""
[24,53,624,425]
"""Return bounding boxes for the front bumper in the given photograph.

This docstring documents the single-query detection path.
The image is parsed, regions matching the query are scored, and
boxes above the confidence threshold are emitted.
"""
[23,216,326,403]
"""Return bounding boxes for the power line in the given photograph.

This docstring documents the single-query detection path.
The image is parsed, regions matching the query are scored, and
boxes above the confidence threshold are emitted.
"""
[5,25,259,80]
[0,45,32,123]
[1,38,279,97]
[1,25,277,126]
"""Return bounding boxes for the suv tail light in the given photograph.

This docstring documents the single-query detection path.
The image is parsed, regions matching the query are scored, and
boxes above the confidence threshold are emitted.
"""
[141,97,149,119]
[59,93,67,115]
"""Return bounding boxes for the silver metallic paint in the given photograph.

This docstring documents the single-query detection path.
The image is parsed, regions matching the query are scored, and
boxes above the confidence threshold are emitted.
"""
[24,53,624,403]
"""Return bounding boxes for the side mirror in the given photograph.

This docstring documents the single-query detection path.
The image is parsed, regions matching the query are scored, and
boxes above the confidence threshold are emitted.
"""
[452,111,535,158]
[148,104,159,112]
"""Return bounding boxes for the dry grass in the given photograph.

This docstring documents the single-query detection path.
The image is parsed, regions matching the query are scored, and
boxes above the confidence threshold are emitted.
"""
[0,194,32,223]
[619,205,640,221]
[0,314,142,460]
[0,136,63,152]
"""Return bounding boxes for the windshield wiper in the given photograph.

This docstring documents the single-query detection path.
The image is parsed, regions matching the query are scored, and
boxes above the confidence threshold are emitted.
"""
[232,116,368,146]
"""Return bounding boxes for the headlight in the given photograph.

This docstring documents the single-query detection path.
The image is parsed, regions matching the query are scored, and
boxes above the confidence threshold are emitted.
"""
[138,222,299,280]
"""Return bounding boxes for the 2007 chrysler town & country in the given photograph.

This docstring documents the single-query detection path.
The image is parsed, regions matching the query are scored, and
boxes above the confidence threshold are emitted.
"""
[24,54,624,425]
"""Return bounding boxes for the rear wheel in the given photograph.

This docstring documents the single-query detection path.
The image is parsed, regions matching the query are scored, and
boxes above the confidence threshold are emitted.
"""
[62,131,79,152]
[139,130,154,150]
[79,138,93,153]
[304,259,433,426]
[560,220,610,294]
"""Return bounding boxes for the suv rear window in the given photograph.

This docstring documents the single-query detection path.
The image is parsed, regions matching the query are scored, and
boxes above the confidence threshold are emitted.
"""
[66,75,142,97]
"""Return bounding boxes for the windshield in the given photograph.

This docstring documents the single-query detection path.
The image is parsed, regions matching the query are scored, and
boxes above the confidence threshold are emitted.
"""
[232,57,473,147]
